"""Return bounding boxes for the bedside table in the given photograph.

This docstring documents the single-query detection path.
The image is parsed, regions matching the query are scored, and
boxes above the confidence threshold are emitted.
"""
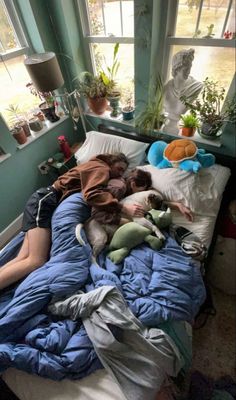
[49,142,83,175]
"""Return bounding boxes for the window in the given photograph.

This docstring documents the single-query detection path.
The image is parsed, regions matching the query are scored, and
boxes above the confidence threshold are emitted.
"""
[164,0,235,94]
[78,0,134,102]
[0,0,38,127]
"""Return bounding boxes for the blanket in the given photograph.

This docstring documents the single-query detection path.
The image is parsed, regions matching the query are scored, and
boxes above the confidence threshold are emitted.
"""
[0,193,205,380]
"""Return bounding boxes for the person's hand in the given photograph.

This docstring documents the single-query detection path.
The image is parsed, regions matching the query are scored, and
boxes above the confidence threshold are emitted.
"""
[177,203,194,222]
[121,203,145,218]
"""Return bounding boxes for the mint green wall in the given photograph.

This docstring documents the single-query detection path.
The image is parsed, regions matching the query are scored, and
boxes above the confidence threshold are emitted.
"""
[0,117,81,232]
[0,0,86,234]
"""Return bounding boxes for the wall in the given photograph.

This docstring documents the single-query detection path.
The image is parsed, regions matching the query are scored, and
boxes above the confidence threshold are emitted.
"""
[0,0,86,236]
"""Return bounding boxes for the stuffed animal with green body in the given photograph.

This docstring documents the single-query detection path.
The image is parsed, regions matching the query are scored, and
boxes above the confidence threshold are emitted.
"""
[107,207,172,264]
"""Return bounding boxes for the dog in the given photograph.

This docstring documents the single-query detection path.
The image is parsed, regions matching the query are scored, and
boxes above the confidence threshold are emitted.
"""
[76,189,167,257]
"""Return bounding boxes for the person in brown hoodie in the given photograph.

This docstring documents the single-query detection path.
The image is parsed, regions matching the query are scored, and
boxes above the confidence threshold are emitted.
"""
[0,153,145,290]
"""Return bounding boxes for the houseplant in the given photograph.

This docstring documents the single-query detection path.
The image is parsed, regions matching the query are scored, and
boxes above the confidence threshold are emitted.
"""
[179,113,200,137]
[100,43,121,116]
[6,104,29,144]
[136,73,167,133]
[181,78,236,139]
[121,90,135,121]
[26,82,60,122]
[77,71,110,115]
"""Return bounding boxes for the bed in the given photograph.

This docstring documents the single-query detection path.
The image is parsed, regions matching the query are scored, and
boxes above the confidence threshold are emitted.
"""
[0,129,231,400]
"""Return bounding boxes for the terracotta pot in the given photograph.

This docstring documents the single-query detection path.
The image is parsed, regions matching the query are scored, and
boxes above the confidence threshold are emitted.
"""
[181,127,196,137]
[88,97,108,115]
[12,127,27,145]
[19,121,31,137]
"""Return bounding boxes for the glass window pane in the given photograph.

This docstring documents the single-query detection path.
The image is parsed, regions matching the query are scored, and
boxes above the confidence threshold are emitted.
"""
[0,2,19,52]
[87,0,134,37]
[121,0,134,37]
[104,0,121,36]
[198,0,231,38]
[175,1,199,37]
[170,45,235,96]
[0,55,40,126]
[87,0,105,36]
[91,42,134,99]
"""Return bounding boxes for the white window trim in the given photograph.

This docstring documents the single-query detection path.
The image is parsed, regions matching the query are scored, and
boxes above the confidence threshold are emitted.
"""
[0,0,29,60]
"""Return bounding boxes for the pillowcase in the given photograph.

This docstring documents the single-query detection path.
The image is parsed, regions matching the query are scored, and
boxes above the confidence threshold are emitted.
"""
[74,131,149,172]
[138,164,231,217]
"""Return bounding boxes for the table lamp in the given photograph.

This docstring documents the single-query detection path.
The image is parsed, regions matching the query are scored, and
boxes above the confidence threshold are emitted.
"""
[24,52,87,133]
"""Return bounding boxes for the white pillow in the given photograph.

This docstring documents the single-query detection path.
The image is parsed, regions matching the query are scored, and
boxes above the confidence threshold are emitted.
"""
[74,131,149,172]
[138,164,231,217]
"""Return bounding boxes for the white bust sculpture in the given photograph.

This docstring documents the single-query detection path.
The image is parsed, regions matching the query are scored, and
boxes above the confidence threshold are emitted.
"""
[163,48,203,134]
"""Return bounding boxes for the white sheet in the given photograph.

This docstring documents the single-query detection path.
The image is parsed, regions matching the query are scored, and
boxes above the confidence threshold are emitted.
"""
[2,368,126,400]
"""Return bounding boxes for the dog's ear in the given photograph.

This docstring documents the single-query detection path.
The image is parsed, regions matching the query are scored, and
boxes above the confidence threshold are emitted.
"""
[147,194,163,210]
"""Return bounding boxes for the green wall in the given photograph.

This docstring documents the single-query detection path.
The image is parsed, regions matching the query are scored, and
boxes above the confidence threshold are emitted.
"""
[0,0,86,235]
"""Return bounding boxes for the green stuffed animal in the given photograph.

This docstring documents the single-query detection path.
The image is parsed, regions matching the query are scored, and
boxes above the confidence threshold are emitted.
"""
[107,208,172,264]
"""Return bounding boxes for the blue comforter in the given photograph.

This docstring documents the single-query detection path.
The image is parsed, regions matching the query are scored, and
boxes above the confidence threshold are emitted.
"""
[0,193,205,380]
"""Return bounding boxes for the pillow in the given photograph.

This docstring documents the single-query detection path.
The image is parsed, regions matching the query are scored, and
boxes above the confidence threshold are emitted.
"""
[138,164,231,217]
[74,131,149,172]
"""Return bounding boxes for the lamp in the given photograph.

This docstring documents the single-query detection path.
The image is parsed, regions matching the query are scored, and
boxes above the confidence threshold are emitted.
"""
[24,52,87,133]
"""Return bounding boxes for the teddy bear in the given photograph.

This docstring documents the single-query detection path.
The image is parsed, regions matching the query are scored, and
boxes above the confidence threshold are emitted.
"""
[147,139,215,173]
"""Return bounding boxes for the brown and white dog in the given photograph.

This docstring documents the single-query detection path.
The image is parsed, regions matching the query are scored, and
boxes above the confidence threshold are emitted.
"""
[76,189,167,257]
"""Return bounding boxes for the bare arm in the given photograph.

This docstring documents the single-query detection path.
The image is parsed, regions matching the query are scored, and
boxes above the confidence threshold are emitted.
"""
[165,201,193,222]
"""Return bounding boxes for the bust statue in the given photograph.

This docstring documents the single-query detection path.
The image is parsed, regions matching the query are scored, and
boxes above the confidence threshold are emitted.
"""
[163,48,203,134]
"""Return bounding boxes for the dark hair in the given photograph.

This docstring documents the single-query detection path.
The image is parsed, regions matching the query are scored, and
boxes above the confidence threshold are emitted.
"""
[126,169,152,189]
[96,152,129,167]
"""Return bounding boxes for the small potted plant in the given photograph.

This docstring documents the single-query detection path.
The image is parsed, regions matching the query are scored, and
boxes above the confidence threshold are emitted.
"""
[77,71,110,115]
[26,83,60,122]
[6,104,29,144]
[179,113,199,137]
[121,90,135,121]
[181,78,236,140]
[136,73,167,133]
[101,43,121,117]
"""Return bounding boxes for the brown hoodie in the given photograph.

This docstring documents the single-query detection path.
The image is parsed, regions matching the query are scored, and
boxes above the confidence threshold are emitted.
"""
[53,157,123,221]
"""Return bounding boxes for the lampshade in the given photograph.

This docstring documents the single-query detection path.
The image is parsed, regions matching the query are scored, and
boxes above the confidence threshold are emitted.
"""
[24,52,64,92]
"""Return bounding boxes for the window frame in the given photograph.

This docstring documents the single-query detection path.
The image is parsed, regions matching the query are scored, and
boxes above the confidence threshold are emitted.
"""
[77,0,134,74]
[0,0,29,62]
[162,0,236,81]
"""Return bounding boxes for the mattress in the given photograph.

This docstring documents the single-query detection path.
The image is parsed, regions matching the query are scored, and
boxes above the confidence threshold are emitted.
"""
[2,368,126,400]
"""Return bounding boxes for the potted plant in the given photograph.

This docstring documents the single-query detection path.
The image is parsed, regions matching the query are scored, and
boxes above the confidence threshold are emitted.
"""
[26,83,60,122]
[181,78,236,139]
[77,71,110,115]
[121,90,135,121]
[179,113,200,137]
[100,43,121,117]
[6,104,29,144]
[136,73,167,133]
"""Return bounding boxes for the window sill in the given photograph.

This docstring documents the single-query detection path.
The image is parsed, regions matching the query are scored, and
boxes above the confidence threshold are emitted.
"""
[17,115,69,150]
[0,153,11,164]
[84,110,135,128]
[160,129,222,148]
[85,111,221,147]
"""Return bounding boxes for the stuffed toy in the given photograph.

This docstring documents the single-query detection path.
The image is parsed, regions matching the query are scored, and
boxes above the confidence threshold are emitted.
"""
[107,207,172,264]
[147,139,215,173]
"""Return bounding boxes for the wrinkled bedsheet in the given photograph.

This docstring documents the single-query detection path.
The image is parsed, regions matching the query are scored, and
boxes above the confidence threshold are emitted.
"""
[0,193,205,380]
